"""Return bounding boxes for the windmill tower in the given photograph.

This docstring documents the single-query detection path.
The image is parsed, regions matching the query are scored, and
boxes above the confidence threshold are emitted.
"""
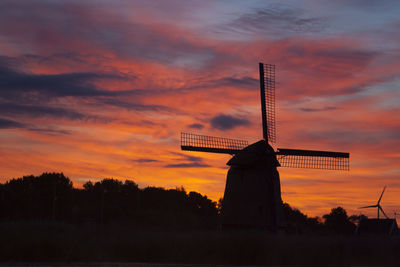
[359,186,389,219]
[181,63,350,231]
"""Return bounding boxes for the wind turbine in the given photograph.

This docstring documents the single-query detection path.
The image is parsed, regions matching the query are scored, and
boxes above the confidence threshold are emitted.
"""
[359,186,389,219]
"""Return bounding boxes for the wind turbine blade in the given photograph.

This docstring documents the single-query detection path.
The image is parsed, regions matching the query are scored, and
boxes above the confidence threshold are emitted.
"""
[359,205,377,209]
[377,186,386,204]
[379,206,389,219]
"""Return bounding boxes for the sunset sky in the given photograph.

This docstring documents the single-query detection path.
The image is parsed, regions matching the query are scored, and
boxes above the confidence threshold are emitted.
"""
[0,0,399,219]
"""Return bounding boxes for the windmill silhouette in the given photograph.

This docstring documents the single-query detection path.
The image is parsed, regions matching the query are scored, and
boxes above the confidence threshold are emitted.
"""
[180,63,350,231]
[359,186,389,219]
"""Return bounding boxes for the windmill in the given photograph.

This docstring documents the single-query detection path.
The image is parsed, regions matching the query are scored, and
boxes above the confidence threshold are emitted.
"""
[180,63,350,231]
[359,186,389,219]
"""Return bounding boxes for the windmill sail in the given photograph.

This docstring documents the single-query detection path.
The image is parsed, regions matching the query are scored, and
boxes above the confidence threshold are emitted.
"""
[276,148,350,170]
[259,63,276,144]
[181,132,249,154]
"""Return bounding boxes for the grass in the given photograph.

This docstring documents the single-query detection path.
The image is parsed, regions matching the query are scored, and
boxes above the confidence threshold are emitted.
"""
[0,221,399,266]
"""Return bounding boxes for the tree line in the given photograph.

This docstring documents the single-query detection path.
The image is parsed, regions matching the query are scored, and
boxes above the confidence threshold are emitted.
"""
[0,172,364,234]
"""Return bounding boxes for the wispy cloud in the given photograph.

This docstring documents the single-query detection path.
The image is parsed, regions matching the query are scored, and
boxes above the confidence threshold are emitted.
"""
[164,153,211,168]
[210,114,250,130]
[299,106,338,112]
[0,103,90,120]
[132,158,159,163]
[164,162,211,168]
[219,5,327,39]
[0,118,25,129]
[0,65,121,99]
[188,123,204,129]
[27,127,71,135]
[0,117,70,135]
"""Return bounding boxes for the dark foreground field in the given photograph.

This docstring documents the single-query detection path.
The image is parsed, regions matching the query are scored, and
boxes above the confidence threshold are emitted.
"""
[0,222,399,266]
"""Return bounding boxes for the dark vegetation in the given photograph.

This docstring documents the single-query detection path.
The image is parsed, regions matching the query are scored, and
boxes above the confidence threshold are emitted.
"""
[0,172,217,229]
[0,172,398,265]
[0,172,359,232]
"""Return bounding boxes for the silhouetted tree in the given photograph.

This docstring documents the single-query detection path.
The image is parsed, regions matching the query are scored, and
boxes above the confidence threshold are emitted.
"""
[323,207,355,235]
[349,214,368,225]
[282,203,325,234]
[0,172,73,221]
[217,197,223,214]
[81,178,140,224]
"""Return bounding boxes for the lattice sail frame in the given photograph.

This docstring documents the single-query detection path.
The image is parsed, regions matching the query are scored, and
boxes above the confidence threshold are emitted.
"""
[181,132,249,154]
[259,63,276,144]
[276,148,350,170]
[180,63,350,171]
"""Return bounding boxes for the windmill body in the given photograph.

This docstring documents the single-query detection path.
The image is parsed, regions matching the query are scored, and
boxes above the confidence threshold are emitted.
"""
[180,63,350,232]
[222,140,284,229]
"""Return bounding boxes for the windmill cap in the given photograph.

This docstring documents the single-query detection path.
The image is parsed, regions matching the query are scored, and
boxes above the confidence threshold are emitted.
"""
[227,140,279,167]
